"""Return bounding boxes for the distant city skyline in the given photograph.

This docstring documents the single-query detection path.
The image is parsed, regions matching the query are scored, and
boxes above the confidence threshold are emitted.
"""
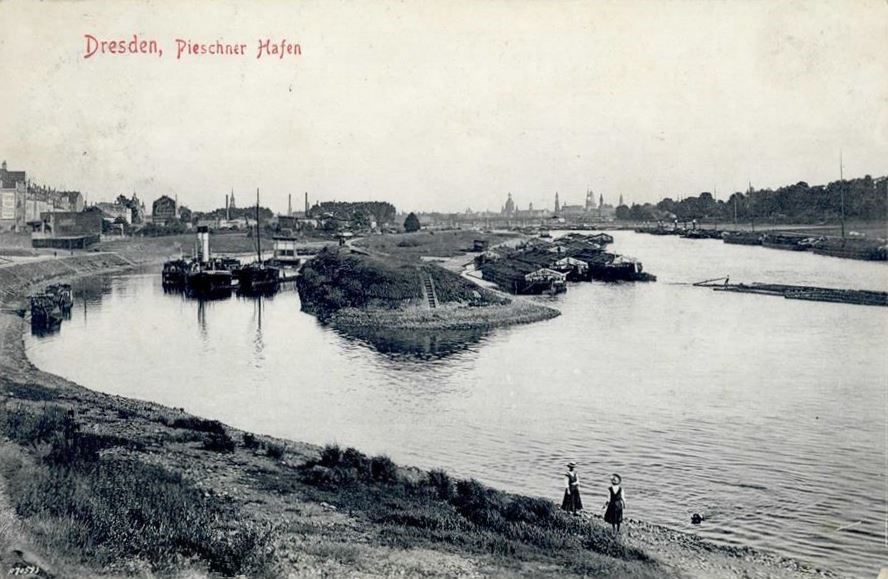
[1,0,885,215]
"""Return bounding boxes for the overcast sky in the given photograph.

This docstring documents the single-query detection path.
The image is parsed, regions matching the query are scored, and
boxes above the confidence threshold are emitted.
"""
[0,0,885,213]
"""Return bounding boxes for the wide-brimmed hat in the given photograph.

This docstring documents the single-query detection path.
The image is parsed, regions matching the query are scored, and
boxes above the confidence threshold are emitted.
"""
[567,461,577,468]
[611,473,622,483]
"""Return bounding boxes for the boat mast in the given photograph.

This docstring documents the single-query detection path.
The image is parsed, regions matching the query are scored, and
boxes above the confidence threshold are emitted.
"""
[839,151,846,239]
[256,188,262,262]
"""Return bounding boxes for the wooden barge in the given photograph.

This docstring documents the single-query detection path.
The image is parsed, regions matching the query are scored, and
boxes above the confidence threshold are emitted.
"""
[761,233,811,251]
[722,231,763,245]
[695,279,888,307]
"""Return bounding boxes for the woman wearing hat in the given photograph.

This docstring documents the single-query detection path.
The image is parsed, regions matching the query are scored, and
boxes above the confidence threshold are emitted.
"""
[561,462,583,514]
[603,473,625,533]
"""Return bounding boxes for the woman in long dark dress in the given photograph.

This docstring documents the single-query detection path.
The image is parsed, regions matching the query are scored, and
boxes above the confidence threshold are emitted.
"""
[560,462,583,514]
[603,473,625,533]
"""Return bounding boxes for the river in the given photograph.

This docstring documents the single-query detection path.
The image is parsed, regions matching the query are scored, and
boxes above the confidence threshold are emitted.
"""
[25,231,888,577]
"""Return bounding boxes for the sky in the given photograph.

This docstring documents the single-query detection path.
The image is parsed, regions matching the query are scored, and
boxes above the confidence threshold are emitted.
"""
[0,0,885,214]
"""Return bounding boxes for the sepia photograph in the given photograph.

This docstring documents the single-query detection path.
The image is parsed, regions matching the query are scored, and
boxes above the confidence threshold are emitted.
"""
[0,0,885,577]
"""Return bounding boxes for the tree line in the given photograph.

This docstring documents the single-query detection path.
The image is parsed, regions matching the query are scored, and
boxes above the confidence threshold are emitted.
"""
[615,175,887,224]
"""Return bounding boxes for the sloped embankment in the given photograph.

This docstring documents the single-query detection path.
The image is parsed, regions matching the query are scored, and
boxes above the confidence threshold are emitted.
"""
[0,253,132,300]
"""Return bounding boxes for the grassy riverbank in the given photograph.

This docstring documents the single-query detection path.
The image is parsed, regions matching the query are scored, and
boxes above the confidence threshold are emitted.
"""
[0,244,839,578]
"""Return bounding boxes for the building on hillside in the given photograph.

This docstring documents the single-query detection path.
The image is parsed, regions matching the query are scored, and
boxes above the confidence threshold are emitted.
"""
[152,195,177,225]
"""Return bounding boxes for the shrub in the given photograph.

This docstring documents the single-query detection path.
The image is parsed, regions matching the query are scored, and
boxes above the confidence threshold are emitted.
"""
[404,212,421,233]
[318,444,342,467]
[426,469,454,501]
[169,416,226,434]
[503,495,557,525]
[265,442,285,460]
[242,432,260,449]
[340,447,369,471]
[199,523,276,576]
[302,465,337,487]
[369,455,398,483]
[202,431,235,453]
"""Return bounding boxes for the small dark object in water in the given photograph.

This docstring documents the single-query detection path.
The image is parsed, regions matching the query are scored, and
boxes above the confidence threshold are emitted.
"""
[691,513,704,524]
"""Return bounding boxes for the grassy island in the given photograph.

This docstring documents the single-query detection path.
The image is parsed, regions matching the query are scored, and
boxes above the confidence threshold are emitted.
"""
[296,245,560,332]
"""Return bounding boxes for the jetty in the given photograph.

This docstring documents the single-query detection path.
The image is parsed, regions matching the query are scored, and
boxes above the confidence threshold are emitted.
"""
[694,278,888,307]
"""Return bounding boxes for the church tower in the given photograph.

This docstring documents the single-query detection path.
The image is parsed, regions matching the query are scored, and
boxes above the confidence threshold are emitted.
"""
[503,193,515,216]
[585,189,596,212]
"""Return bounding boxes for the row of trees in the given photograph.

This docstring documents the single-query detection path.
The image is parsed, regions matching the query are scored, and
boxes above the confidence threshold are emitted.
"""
[615,175,887,224]
[308,201,397,229]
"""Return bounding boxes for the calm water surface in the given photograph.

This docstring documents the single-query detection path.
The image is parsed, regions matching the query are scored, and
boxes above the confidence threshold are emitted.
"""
[26,232,888,577]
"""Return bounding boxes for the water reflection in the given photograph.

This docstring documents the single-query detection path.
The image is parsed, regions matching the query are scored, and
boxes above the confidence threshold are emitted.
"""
[251,295,265,365]
[340,325,488,361]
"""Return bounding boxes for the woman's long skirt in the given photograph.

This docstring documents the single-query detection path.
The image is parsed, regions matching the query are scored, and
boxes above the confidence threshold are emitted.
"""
[604,500,623,524]
[561,487,583,512]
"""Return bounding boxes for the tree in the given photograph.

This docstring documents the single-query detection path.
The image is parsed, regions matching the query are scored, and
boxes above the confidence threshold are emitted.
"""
[404,212,421,232]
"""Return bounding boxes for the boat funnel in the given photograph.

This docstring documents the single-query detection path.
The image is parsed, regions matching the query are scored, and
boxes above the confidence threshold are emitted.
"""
[197,225,210,264]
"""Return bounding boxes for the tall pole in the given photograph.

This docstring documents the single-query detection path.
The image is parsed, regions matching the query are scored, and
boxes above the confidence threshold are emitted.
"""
[839,151,846,239]
[256,188,261,262]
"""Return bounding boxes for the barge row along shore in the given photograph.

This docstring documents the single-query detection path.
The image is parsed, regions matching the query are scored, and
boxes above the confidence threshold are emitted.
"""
[476,232,656,295]
[636,223,888,261]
